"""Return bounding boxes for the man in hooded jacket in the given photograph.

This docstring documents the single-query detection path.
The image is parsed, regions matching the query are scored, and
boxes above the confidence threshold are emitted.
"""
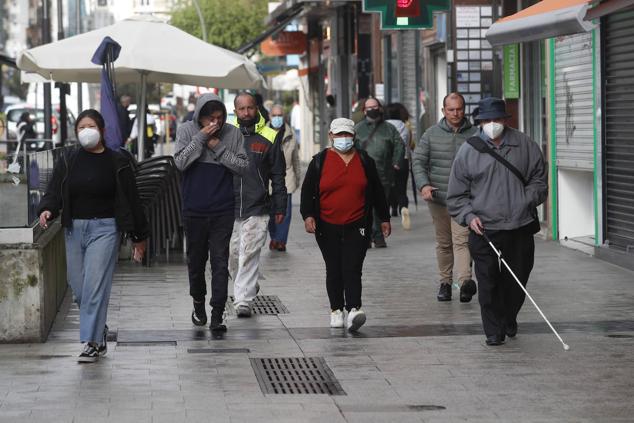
[174,93,249,332]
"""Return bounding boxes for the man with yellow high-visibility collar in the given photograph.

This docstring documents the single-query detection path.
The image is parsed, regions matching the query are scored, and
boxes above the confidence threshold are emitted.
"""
[229,92,287,317]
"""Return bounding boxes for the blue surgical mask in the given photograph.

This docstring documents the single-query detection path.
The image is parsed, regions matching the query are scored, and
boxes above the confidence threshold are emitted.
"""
[333,137,354,152]
[271,116,284,129]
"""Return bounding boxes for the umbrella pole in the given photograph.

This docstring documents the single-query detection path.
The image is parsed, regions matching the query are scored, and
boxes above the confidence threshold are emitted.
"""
[137,72,147,161]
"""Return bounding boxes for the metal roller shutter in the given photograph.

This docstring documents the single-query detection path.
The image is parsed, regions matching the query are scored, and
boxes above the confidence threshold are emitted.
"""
[554,32,594,170]
[603,7,634,251]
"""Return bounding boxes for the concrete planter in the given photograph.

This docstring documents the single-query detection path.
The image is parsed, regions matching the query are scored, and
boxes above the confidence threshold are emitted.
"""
[0,222,67,343]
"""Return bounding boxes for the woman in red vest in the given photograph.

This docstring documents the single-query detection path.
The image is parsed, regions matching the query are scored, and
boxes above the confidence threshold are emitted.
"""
[300,118,391,332]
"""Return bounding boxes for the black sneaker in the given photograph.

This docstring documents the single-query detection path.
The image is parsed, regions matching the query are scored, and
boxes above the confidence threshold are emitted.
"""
[191,300,207,326]
[97,325,108,357]
[459,280,477,303]
[505,321,518,338]
[373,237,387,248]
[78,344,99,363]
[485,335,505,346]
[437,283,452,301]
[209,307,227,332]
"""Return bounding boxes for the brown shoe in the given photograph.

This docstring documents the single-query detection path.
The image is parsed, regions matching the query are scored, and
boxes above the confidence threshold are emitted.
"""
[276,242,286,252]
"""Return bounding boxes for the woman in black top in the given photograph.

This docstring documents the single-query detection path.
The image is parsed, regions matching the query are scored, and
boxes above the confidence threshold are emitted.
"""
[38,109,148,363]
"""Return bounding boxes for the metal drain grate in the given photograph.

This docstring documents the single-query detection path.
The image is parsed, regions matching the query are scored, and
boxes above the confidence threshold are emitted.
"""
[251,357,345,395]
[228,295,289,315]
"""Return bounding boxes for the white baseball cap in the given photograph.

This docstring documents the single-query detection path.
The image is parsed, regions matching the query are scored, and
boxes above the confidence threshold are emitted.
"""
[329,118,355,135]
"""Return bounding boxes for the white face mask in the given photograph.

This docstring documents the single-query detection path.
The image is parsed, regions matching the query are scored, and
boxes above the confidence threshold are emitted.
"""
[482,122,505,139]
[332,137,354,153]
[78,127,101,149]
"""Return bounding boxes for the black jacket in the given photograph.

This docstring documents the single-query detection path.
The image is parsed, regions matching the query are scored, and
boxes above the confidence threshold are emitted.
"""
[37,146,149,242]
[300,148,390,233]
[231,114,287,219]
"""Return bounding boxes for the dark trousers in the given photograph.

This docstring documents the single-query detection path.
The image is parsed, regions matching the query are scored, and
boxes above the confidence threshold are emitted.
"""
[372,184,390,242]
[389,159,409,213]
[184,214,234,309]
[468,228,535,338]
[316,219,369,311]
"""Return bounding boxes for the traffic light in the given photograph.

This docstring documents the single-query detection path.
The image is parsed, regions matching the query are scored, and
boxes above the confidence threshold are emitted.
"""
[363,0,451,30]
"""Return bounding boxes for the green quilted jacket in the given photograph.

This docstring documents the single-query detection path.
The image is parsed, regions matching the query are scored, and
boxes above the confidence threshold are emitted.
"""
[412,118,478,206]
[354,119,404,188]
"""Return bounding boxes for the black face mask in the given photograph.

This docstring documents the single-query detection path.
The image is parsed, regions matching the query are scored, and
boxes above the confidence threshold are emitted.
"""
[237,116,258,128]
[366,109,382,120]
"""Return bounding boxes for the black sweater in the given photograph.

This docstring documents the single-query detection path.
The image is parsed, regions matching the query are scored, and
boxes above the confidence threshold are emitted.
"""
[38,146,149,242]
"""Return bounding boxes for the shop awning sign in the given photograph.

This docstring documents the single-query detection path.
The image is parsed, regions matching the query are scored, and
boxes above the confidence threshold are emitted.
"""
[363,0,451,30]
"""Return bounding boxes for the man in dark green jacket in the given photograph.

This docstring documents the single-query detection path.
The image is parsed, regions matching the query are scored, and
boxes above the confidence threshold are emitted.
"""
[355,97,404,247]
[412,93,478,303]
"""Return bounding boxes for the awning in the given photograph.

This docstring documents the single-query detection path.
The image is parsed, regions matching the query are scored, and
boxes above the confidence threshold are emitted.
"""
[236,2,305,54]
[486,0,596,46]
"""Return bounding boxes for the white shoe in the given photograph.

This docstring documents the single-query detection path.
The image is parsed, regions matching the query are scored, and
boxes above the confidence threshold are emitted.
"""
[236,304,252,318]
[330,309,344,328]
[401,207,411,230]
[347,308,366,332]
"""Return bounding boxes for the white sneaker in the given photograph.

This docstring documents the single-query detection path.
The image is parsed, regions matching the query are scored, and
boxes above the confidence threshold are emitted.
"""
[347,308,366,332]
[401,207,411,230]
[330,309,344,328]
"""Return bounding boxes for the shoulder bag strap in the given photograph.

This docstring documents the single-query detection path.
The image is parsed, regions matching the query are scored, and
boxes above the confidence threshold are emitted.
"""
[466,136,527,186]
[360,121,381,150]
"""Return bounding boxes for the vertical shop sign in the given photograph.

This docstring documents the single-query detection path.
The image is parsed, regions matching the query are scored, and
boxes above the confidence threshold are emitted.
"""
[503,44,520,99]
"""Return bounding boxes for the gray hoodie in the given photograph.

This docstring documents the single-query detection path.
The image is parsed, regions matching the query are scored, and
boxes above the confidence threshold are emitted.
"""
[446,127,547,230]
[174,93,249,217]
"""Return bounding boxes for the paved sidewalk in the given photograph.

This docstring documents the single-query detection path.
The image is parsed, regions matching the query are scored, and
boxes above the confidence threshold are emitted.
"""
[1,201,633,423]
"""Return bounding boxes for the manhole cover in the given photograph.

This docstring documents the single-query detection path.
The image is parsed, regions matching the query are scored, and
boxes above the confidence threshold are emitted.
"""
[117,341,177,346]
[251,357,345,395]
[228,295,289,315]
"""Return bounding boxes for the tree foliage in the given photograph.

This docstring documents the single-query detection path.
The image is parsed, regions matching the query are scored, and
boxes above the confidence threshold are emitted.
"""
[170,0,268,52]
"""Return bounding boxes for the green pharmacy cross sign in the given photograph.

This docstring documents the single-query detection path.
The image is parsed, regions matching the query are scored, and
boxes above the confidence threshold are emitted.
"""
[363,0,451,30]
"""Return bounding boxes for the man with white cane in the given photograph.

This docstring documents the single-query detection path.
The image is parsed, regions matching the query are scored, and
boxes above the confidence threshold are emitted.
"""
[446,97,548,346]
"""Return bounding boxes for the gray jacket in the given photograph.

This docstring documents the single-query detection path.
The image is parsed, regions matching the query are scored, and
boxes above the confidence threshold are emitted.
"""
[446,127,548,230]
[174,93,248,175]
[412,118,477,205]
[173,93,249,217]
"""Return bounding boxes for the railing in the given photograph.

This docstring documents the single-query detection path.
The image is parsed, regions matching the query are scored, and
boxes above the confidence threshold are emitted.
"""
[0,139,57,228]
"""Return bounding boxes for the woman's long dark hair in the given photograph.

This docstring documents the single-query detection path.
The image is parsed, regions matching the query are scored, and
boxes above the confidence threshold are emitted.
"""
[74,109,105,135]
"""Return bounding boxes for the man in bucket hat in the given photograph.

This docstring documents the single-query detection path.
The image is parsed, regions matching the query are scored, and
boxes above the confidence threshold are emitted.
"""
[446,97,548,346]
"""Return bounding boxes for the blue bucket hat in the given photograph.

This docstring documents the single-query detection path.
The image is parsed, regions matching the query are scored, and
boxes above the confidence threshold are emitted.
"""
[476,97,511,120]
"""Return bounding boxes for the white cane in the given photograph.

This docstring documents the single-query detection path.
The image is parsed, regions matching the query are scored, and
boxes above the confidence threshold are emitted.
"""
[482,231,570,351]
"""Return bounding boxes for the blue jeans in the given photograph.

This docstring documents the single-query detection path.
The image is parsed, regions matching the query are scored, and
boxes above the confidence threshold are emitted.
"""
[268,194,293,244]
[65,218,120,344]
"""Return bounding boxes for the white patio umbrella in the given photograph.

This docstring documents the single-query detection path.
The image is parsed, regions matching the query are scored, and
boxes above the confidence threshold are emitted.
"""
[17,14,266,159]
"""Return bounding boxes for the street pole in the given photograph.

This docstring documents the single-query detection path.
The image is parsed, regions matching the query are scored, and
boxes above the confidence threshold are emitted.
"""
[137,72,147,161]
[76,0,83,113]
[42,0,52,140]
[57,0,68,146]
[192,0,207,42]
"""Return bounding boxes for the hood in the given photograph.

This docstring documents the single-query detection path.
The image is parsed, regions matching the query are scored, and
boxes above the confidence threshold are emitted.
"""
[439,117,472,133]
[193,92,227,128]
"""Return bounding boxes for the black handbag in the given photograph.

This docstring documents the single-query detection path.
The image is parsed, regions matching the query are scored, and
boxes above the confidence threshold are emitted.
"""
[466,137,541,234]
